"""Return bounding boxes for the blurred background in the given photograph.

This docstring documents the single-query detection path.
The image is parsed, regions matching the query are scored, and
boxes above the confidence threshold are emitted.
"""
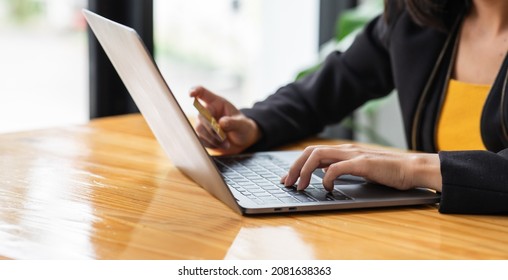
[0,0,406,149]
[0,0,88,132]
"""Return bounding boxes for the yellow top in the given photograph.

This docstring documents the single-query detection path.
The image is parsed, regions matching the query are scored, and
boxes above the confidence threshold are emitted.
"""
[436,79,491,151]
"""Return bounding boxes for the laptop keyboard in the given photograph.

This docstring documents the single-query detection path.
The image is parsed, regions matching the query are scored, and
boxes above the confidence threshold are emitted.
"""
[214,154,352,205]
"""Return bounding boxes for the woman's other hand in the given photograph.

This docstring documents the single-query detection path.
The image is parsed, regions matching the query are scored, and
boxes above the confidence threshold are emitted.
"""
[190,86,261,155]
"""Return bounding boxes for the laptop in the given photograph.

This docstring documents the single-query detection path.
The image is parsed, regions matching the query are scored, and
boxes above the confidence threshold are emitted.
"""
[83,10,440,215]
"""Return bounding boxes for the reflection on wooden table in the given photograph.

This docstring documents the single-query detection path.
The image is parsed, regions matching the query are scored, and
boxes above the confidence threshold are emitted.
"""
[0,114,507,259]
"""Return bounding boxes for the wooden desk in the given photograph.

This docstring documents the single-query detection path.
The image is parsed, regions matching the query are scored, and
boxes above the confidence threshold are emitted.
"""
[1,114,507,259]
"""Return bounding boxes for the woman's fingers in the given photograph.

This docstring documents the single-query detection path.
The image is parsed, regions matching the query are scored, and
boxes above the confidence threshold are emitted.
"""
[283,146,318,187]
[322,159,366,191]
[296,147,348,190]
[195,115,226,148]
[189,86,220,104]
[284,145,356,189]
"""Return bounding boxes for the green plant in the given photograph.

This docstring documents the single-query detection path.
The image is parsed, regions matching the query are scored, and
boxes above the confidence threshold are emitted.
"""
[7,0,44,24]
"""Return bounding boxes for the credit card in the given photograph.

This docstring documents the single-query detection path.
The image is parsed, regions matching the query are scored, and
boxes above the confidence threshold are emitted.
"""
[193,98,227,142]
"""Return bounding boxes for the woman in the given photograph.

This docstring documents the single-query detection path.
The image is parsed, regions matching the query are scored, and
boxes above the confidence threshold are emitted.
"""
[190,0,508,214]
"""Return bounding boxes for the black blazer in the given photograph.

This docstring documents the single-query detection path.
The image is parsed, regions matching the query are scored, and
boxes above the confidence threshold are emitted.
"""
[241,5,508,214]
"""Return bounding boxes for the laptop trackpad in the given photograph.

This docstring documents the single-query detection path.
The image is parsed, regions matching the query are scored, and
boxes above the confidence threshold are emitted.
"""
[305,187,353,201]
[312,169,366,185]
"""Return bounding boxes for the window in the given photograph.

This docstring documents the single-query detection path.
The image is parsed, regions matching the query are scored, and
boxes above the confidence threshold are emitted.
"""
[0,0,319,132]
[0,0,88,133]
[154,0,319,114]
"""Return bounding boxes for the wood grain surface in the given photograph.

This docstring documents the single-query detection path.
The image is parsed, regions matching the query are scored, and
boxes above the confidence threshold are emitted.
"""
[0,114,507,259]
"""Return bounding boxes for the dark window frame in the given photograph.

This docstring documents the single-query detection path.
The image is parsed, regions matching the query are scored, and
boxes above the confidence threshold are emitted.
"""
[87,0,153,118]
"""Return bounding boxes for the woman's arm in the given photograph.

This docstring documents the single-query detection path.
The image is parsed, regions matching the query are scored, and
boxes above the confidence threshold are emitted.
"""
[438,148,508,214]
[241,15,396,151]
